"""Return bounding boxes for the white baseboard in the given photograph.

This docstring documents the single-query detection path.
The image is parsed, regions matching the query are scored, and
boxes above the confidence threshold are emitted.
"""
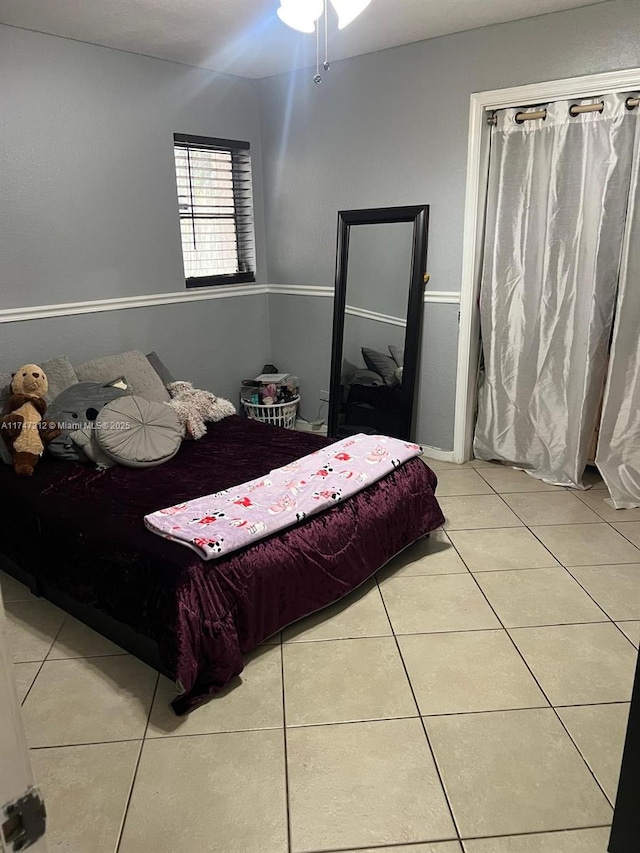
[295,419,328,436]
[420,445,455,463]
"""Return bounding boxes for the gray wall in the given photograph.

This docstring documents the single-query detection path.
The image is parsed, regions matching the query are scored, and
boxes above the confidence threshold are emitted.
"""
[0,298,270,408]
[2,3,639,443]
[259,0,640,449]
[346,222,413,317]
[0,25,271,395]
[269,294,333,421]
[342,314,405,381]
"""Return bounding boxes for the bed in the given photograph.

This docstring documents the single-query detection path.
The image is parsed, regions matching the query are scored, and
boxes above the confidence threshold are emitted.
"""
[0,414,444,714]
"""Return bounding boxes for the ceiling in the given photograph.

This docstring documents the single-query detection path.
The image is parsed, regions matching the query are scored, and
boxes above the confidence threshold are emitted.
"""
[0,0,612,79]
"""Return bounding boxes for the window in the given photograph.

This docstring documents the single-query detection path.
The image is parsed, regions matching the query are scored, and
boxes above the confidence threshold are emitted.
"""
[173,133,256,287]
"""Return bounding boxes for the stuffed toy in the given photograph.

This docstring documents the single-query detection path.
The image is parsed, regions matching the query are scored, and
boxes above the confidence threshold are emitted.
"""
[0,364,61,476]
[46,380,132,461]
[165,381,236,440]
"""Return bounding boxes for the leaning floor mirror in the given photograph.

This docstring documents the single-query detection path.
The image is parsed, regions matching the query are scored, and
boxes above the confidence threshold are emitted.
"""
[328,205,429,440]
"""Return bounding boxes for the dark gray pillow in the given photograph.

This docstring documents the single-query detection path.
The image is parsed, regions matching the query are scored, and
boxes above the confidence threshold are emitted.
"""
[96,396,182,468]
[146,351,176,386]
[47,381,133,461]
[75,350,171,403]
[349,368,385,387]
[0,437,11,465]
[361,347,399,387]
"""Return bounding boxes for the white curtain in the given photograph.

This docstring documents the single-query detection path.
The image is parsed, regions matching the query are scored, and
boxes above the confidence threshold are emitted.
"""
[474,94,638,487]
[597,110,640,507]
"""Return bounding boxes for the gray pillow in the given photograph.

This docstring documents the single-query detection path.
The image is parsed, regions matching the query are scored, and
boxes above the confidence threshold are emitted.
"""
[96,396,182,468]
[42,356,79,404]
[361,347,399,387]
[146,351,176,386]
[388,345,404,368]
[70,427,115,469]
[75,350,171,403]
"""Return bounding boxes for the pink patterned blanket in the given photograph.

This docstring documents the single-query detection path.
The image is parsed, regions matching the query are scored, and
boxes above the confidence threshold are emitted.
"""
[144,433,422,560]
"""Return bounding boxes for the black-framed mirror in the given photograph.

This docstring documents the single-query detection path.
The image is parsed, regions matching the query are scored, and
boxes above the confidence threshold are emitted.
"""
[328,205,429,440]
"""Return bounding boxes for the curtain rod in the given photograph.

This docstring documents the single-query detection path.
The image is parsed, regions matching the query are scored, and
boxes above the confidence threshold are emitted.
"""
[487,95,639,125]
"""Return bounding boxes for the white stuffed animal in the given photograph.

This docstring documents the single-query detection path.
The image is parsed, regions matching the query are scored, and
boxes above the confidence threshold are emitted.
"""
[165,381,236,439]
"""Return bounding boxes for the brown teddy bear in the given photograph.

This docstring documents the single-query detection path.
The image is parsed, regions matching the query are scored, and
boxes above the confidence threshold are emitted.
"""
[0,364,61,476]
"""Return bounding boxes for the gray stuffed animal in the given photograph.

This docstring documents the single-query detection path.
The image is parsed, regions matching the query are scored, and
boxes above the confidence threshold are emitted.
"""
[47,381,132,461]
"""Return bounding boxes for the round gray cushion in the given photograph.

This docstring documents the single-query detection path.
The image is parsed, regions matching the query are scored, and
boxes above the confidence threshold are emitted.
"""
[96,395,182,468]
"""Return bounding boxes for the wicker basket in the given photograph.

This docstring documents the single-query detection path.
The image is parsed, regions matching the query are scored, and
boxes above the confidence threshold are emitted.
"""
[242,395,300,430]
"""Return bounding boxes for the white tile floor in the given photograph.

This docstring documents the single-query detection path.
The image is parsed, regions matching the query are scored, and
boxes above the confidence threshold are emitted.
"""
[3,458,640,853]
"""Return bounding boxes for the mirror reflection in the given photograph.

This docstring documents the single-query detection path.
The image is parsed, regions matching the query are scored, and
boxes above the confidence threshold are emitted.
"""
[338,222,413,438]
[328,205,429,441]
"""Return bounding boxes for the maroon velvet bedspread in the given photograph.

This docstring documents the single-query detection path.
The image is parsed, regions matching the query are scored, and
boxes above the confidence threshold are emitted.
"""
[0,416,443,713]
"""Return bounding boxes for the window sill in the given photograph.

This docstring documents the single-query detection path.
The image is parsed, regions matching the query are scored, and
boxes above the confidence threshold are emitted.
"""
[186,272,256,288]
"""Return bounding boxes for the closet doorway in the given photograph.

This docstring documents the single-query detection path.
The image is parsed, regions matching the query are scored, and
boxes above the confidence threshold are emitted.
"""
[455,67,640,507]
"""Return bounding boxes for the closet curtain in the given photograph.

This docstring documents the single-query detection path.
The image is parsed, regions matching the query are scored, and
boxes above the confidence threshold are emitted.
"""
[474,94,637,487]
[597,110,640,508]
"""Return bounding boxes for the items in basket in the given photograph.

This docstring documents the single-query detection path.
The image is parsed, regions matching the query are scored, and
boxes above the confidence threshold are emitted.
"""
[241,372,299,406]
[241,396,300,430]
[240,371,300,430]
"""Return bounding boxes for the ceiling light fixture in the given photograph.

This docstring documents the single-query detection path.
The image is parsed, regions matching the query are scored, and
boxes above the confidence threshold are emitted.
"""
[276,0,324,34]
[276,0,372,83]
[331,0,372,29]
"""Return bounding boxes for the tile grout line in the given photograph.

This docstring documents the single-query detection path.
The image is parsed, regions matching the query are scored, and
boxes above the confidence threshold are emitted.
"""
[478,564,617,629]
[29,736,148,750]
[520,518,640,569]
[473,465,569,494]
[374,574,464,846]
[522,520,640,633]
[383,522,628,632]
[44,651,131,663]
[609,619,640,650]
[441,520,618,532]
[439,472,640,533]
[283,620,630,645]
[279,642,293,853]
[609,522,640,549]
[303,833,466,853]
[458,822,612,843]
[114,671,160,853]
[20,614,68,707]
[25,697,633,749]
[444,534,619,810]
[303,834,467,853]
[572,489,640,523]
[560,564,636,630]
[489,489,593,529]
